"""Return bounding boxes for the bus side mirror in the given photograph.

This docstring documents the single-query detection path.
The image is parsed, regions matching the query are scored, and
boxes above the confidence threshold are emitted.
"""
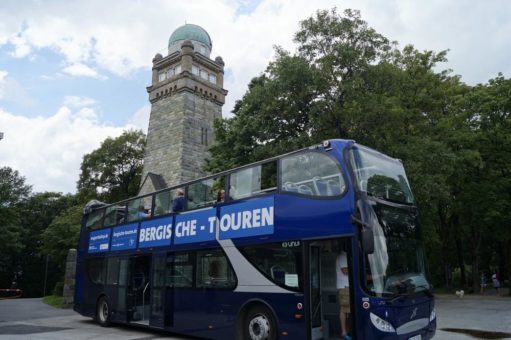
[361,228,374,254]
[351,215,374,254]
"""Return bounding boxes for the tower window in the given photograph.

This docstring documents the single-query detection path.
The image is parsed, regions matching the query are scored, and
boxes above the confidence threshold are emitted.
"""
[192,65,199,76]
[175,64,182,74]
[200,69,208,80]
[158,72,166,82]
[201,128,208,146]
[200,45,206,55]
[167,68,174,78]
[209,74,217,84]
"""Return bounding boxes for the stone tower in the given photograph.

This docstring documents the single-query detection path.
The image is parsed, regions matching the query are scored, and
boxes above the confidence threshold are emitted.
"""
[139,24,227,195]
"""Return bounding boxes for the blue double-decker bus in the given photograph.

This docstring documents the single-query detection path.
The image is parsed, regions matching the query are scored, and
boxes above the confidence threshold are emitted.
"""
[74,139,436,339]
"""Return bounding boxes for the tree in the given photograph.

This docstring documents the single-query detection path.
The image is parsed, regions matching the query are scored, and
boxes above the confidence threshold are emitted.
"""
[206,8,475,289]
[77,130,146,203]
[0,167,31,288]
[17,192,76,297]
[41,205,82,273]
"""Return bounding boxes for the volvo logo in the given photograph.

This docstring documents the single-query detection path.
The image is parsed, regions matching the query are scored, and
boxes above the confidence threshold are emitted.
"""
[410,307,418,320]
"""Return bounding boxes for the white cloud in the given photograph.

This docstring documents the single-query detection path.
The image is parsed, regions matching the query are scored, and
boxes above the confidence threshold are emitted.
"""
[62,95,97,108]
[126,104,150,133]
[62,63,107,79]
[0,106,128,194]
[0,69,34,106]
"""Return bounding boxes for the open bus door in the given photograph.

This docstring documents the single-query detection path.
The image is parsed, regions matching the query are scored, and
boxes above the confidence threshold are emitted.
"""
[127,255,151,325]
[308,238,353,340]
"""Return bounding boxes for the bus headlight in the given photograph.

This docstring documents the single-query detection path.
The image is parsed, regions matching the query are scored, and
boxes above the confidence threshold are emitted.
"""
[370,312,395,332]
[429,308,436,322]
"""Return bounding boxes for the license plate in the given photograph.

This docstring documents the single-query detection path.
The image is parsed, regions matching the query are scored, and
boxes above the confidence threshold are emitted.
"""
[409,335,421,340]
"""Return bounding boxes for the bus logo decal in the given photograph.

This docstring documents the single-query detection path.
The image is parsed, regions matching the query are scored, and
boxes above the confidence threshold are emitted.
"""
[139,216,173,248]
[88,229,111,253]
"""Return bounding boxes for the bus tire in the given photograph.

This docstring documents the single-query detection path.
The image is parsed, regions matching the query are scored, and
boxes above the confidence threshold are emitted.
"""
[96,296,111,327]
[243,305,277,340]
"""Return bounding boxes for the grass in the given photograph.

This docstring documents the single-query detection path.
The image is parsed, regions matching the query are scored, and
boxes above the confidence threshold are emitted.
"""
[42,295,66,308]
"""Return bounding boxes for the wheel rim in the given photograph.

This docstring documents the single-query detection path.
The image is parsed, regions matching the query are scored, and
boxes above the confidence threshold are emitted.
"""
[248,314,270,340]
[98,300,108,323]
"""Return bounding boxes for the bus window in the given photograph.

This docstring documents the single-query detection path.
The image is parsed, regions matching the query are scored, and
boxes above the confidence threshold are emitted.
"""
[106,257,120,285]
[187,176,224,209]
[86,209,104,229]
[240,241,303,291]
[154,189,173,216]
[281,151,345,197]
[103,205,125,227]
[126,196,152,222]
[167,253,193,288]
[196,249,236,288]
[229,160,276,200]
[87,258,106,284]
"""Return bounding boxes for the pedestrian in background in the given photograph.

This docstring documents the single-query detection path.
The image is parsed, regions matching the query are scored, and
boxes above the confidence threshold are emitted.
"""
[492,271,501,296]
[480,272,487,294]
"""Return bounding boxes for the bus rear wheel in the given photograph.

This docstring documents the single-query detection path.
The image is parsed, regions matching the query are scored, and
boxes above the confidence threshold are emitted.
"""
[96,296,111,327]
[244,305,277,340]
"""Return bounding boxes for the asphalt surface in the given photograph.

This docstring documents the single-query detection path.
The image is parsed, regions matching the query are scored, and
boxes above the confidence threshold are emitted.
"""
[0,295,510,339]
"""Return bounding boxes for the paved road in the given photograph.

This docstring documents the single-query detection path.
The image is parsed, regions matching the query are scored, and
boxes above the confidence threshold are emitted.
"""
[0,298,186,340]
[1,295,511,339]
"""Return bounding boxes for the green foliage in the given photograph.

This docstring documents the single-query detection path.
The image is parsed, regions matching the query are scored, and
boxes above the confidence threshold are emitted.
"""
[208,7,511,290]
[42,295,65,308]
[16,192,76,297]
[0,167,31,288]
[77,130,146,203]
[41,204,83,272]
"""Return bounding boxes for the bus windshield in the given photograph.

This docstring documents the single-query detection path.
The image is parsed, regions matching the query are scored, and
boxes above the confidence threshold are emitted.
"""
[349,147,414,204]
[349,146,430,298]
[366,203,430,297]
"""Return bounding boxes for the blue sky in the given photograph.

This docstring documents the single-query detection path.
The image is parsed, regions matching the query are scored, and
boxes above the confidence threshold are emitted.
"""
[1,0,510,194]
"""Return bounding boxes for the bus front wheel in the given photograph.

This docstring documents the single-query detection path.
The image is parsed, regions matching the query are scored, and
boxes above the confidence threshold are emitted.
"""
[96,296,111,327]
[244,305,277,340]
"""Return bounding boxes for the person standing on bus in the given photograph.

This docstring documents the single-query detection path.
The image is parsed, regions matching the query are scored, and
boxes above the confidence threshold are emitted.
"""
[336,251,351,340]
[172,188,185,212]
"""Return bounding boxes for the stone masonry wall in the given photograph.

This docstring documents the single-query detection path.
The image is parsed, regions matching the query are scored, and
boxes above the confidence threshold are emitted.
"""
[140,90,222,195]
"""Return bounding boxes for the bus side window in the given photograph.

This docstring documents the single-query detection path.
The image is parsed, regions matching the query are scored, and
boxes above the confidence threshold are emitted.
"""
[196,250,236,288]
[154,190,172,216]
[87,257,106,284]
[86,209,104,229]
[167,252,193,288]
[229,160,276,200]
[280,151,345,197]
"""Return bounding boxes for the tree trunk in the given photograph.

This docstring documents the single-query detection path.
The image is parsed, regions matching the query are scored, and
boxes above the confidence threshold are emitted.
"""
[454,233,466,287]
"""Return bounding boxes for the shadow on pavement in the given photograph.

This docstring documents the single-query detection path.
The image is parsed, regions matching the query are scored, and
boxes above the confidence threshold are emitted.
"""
[442,328,511,339]
[0,324,70,335]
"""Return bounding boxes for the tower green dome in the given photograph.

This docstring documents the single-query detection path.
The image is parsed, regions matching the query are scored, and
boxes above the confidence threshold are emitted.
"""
[168,24,212,49]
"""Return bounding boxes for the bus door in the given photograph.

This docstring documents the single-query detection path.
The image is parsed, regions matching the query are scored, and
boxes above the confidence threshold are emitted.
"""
[127,255,152,325]
[308,238,352,340]
[150,253,166,328]
[309,244,323,340]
